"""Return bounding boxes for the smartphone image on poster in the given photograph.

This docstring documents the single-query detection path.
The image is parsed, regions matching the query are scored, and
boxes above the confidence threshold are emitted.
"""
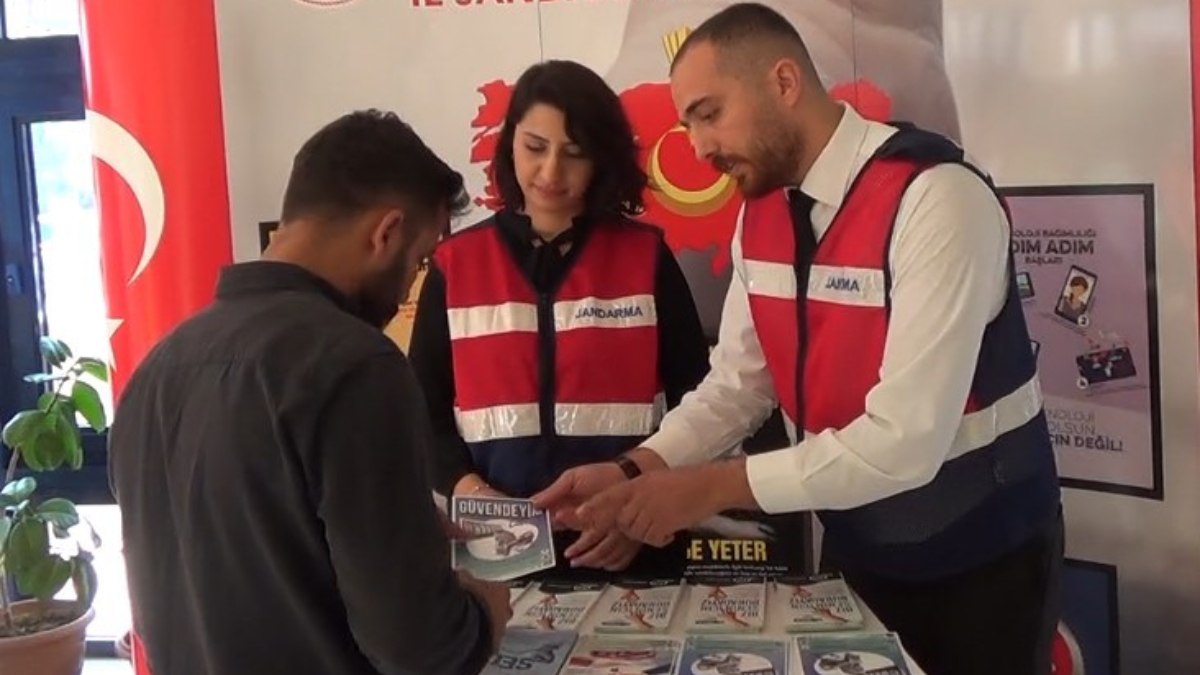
[1054,265,1097,325]
[1076,345,1137,387]
[1016,271,1035,300]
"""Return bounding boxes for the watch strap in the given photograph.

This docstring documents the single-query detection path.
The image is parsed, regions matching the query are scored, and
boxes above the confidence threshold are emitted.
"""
[614,455,642,479]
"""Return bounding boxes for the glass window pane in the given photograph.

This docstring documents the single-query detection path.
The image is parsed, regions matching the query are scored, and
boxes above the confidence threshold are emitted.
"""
[54,505,130,644]
[3,0,80,38]
[29,119,114,420]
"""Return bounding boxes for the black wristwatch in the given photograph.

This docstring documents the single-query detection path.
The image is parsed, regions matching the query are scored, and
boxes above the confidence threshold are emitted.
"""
[613,455,642,480]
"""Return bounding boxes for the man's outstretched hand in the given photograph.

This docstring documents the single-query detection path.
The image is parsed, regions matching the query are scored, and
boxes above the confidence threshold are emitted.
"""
[576,459,758,548]
[531,462,627,531]
[564,527,643,571]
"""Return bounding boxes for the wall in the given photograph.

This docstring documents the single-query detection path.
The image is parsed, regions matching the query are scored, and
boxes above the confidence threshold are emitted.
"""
[941,1,1199,670]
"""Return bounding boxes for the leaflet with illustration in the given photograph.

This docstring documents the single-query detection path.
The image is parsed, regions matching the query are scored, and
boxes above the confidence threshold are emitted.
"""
[796,632,911,675]
[678,635,788,675]
[481,629,577,675]
[450,495,555,581]
[562,635,681,675]
[776,573,864,633]
[509,580,606,631]
[683,576,766,633]
[592,578,684,633]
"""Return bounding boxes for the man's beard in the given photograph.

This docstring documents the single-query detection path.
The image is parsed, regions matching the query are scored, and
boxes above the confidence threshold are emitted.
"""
[715,116,803,199]
[357,254,412,329]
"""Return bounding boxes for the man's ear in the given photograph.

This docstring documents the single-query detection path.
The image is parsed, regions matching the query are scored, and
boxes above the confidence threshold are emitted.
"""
[369,208,406,255]
[771,57,806,107]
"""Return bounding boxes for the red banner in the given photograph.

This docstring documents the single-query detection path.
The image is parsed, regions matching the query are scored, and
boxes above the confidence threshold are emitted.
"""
[79,1,232,671]
[80,0,233,400]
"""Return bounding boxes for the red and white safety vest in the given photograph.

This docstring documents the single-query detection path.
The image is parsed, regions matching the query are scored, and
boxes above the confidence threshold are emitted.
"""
[740,133,1059,578]
[433,218,666,496]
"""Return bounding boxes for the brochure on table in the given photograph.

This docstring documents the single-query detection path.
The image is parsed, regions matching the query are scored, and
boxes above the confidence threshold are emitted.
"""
[486,578,927,675]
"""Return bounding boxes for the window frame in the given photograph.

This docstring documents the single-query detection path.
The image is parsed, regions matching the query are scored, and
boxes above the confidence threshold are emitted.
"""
[2,29,121,656]
[0,35,113,499]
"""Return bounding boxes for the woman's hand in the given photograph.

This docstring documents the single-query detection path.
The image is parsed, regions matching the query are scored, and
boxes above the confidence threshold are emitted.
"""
[453,473,507,498]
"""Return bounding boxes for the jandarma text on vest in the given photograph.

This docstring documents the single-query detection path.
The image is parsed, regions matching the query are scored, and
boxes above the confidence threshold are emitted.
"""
[824,276,862,292]
[574,304,645,320]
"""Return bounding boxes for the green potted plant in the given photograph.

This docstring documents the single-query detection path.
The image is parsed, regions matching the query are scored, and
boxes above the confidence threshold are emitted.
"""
[0,337,107,675]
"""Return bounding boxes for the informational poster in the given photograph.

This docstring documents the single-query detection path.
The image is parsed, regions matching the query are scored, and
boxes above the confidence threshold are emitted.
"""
[681,510,810,581]
[1002,185,1162,499]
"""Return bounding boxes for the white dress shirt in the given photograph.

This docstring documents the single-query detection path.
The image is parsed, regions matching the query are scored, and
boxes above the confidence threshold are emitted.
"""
[642,105,1012,514]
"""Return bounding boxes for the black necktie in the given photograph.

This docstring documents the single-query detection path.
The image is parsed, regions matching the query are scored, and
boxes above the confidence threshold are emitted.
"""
[788,190,818,269]
[787,190,816,426]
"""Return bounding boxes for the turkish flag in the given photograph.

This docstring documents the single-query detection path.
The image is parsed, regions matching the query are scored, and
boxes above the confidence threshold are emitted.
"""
[80,0,233,401]
[79,1,232,673]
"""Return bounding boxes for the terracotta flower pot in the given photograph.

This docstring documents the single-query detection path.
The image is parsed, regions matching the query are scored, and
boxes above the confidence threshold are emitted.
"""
[0,600,94,675]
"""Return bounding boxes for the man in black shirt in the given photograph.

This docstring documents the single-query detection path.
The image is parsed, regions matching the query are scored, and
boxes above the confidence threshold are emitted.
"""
[109,110,509,675]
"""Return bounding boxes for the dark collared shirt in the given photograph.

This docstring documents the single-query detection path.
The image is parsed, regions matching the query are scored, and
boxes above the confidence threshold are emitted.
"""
[109,261,492,675]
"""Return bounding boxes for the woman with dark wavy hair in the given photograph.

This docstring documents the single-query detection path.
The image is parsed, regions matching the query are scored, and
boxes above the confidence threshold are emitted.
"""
[411,60,708,579]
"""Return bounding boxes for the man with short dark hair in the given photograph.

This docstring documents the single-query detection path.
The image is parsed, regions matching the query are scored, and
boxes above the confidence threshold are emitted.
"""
[110,109,510,675]
[537,5,1063,675]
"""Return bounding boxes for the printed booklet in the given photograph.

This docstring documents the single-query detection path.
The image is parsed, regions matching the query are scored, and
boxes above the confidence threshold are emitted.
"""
[451,495,555,581]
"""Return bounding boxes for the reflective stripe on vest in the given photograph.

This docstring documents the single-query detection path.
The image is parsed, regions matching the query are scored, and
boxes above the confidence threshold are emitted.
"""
[454,395,668,443]
[435,219,664,444]
[784,376,1044,461]
[446,294,658,341]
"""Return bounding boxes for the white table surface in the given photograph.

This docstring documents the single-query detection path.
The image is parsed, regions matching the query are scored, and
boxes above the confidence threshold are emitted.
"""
[568,583,927,675]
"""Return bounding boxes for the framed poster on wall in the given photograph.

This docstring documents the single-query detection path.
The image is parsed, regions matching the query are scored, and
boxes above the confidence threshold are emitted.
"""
[1001,184,1162,499]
